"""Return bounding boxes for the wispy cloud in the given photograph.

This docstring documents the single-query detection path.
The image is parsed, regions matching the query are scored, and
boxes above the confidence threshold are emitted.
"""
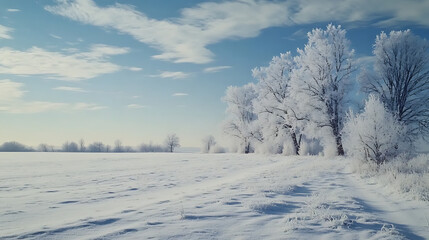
[49,34,62,39]
[0,24,12,39]
[53,86,88,93]
[45,0,290,64]
[150,71,189,79]
[0,80,106,113]
[7,9,20,12]
[127,104,145,109]
[128,67,143,72]
[203,66,232,73]
[172,93,188,97]
[73,102,107,111]
[46,0,429,65]
[0,79,26,101]
[0,44,129,81]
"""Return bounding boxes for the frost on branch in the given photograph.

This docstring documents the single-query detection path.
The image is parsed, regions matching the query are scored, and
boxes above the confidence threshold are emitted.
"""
[362,30,429,139]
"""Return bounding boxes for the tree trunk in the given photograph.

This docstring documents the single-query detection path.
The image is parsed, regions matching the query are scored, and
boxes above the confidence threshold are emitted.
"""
[291,132,300,155]
[336,135,344,156]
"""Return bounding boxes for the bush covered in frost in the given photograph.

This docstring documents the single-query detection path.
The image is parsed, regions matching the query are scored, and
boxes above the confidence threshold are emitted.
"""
[343,95,407,165]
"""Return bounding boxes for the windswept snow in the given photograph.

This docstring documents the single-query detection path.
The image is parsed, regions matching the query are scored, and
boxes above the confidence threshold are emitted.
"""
[1,153,428,239]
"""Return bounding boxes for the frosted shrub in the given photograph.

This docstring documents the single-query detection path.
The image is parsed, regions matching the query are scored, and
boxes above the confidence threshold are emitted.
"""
[343,95,407,165]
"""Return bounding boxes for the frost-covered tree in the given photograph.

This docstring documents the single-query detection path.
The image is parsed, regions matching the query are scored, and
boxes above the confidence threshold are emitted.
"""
[201,135,216,153]
[113,139,124,152]
[223,83,261,153]
[252,52,301,154]
[290,24,354,156]
[343,95,406,164]
[165,134,180,152]
[88,141,105,152]
[62,141,79,152]
[362,30,429,139]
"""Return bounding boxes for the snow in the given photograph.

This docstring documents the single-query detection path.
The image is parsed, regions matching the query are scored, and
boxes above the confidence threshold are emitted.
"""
[1,153,428,239]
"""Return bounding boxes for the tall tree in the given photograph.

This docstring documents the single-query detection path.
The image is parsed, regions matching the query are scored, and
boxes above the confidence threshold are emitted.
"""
[223,83,261,153]
[290,24,354,156]
[362,30,429,139]
[252,52,301,154]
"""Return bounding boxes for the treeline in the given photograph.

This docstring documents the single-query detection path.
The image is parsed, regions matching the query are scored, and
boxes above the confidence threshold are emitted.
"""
[223,24,429,164]
[0,134,181,153]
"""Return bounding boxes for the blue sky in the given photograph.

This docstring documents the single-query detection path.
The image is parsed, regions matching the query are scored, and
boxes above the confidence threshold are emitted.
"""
[0,0,428,148]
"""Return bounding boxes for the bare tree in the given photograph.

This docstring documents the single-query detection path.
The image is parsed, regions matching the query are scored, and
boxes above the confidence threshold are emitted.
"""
[362,30,429,139]
[79,139,86,152]
[164,134,180,152]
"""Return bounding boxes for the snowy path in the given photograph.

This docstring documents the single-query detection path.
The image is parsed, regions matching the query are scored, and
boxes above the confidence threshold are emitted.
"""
[0,153,428,239]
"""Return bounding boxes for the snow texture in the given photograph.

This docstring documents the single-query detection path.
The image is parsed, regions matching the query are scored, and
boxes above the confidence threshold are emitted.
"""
[1,153,428,239]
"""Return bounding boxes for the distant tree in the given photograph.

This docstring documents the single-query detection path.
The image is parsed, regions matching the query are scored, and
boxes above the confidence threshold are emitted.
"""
[88,142,105,152]
[124,146,135,152]
[79,139,86,152]
[62,141,78,152]
[113,140,124,152]
[38,143,49,152]
[362,30,429,140]
[139,142,167,152]
[201,135,216,153]
[164,134,180,152]
[0,141,33,152]
[290,24,354,156]
[223,83,261,153]
[38,143,54,152]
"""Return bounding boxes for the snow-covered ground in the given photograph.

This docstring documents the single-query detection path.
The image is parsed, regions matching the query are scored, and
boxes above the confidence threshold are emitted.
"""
[1,153,428,239]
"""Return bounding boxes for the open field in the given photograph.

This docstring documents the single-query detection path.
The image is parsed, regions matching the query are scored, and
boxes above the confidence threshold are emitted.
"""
[1,153,428,239]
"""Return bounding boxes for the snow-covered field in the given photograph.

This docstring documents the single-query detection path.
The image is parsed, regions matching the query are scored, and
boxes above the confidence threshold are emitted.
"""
[1,153,428,239]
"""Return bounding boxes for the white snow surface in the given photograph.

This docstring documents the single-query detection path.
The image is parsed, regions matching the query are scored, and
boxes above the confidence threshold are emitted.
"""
[1,153,428,239]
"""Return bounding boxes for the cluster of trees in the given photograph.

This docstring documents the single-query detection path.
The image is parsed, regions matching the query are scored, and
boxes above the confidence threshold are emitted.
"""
[223,25,428,164]
[0,141,35,152]
[0,134,181,153]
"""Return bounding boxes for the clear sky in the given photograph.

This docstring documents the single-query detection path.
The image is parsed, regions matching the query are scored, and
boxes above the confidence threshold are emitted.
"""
[0,0,428,148]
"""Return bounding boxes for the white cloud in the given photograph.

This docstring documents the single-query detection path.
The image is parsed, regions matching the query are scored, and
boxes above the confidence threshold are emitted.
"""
[131,95,140,99]
[0,79,26,101]
[0,24,12,39]
[150,71,189,79]
[45,0,290,64]
[172,93,189,97]
[127,104,145,109]
[0,102,67,114]
[53,86,88,92]
[50,34,62,39]
[0,45,128,81]
[355,55,375,68]
[128,67,143,71]
[204,66,232,73]
[46,0,429,65]
[73,102,107,111]
[0,80,105,113]
[7,9,20,12]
